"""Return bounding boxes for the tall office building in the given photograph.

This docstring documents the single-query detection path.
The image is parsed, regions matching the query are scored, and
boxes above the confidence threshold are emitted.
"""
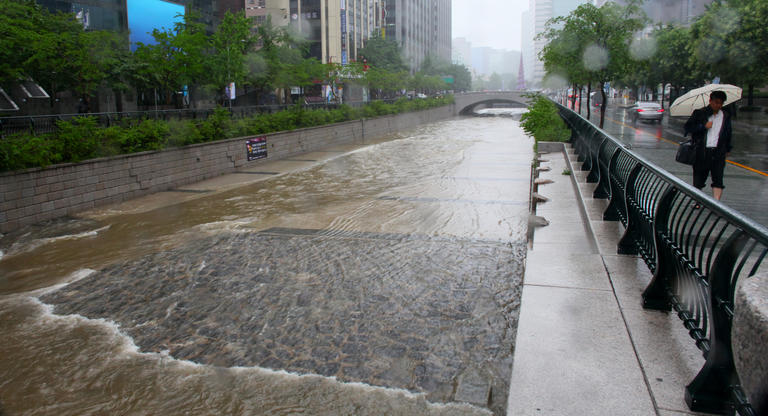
[35,0,225,39]
[521,8,534,88]
[245,0,290,31]
[452,37,472,67]
[287,0,384,64]
[529,0,589,87]
[36,0,130,32]
[383,0,451,71]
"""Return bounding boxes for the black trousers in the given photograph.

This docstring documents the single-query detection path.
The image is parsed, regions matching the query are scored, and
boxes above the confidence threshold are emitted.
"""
[693,148,726,189]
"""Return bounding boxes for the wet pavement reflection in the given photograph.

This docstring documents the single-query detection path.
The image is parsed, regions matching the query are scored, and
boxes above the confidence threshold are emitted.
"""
[0,113,532,415]
[576,102,768,227]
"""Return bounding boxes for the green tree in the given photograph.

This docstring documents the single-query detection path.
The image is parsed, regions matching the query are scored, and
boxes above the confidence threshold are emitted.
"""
[22,6,91,107]
[132,12,208,107]
[447,64,472,92]
[0,0,41,88]
[245,16,307,103]
[357,32,408,72]
[690,0,768,105]
[520,93,571,143]
[417,55,471,92]
[539,13,593,115]
[209,10,253,103]
[364,67,407,98]
[540,1,646,127]
[731,0,768,105]
[651,25,704,106]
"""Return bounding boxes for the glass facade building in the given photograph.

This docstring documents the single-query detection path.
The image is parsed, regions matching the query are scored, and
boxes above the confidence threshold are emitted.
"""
[382,0,451,71]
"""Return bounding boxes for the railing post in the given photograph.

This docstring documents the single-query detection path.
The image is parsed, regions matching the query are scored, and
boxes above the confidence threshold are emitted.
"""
[617,163,643,255]
[641,186,677,311]
[587,136,606,183]
[601,150,623,210]
[685,230,750,414]
[593,144,617,199]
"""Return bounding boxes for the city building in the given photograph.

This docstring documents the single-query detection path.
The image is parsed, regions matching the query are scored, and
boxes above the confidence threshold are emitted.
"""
[35,0,223,43]
[245,0,290,39]
[286,0,384,65]
[521,8,535,88]
[452,37,472,68]
[383,0,451,71]
[527,0,590,87]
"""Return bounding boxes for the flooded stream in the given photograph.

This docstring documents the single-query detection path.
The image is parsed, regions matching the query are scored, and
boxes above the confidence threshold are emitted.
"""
[0,112,533,415]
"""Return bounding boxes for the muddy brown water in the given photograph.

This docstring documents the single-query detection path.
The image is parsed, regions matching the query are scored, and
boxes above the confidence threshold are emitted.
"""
[0,113,533,415]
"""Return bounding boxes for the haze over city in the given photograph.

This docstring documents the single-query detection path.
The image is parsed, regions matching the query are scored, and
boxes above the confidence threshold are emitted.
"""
[452,0,528,51]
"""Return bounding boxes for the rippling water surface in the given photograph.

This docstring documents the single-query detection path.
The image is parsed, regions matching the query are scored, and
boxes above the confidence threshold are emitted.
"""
[0,113,532,415]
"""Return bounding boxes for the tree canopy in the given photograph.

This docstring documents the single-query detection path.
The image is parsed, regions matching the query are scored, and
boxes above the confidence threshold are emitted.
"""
[0,1,462,112]
[357,32,408,72]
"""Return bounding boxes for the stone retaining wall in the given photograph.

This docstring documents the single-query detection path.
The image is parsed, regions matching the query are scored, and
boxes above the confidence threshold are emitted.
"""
[734,270,768,414]
[0,105,455,233]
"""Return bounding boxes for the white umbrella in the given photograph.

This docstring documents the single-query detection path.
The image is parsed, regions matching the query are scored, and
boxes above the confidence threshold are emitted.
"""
[669,84,742,117]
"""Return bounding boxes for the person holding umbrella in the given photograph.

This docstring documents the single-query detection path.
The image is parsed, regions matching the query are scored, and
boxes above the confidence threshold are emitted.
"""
[683,90,733,201]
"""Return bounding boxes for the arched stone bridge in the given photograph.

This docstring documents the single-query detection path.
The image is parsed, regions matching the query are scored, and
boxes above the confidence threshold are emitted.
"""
[454,91,530,115]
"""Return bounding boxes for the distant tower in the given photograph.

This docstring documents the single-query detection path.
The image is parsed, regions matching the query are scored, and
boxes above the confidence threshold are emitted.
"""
[517,55,526,90]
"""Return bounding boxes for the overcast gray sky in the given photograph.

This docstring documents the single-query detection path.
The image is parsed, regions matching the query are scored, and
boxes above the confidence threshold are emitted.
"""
[452,0,529,52]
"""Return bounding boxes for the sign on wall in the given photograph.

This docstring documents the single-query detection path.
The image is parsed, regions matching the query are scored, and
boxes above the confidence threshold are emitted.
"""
[246,136,267,161]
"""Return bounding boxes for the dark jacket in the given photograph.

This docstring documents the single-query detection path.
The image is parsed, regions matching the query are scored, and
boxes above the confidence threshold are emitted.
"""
[684,106,732,164]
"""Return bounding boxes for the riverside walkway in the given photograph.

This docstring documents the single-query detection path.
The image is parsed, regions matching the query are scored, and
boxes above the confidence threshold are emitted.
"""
[509,101,767,415]
[508,142,707,415]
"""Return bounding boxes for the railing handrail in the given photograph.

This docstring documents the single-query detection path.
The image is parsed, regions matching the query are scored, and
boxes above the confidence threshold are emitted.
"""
[0,99,404,122]
[0,98,411,138]
[554,100,765,416]
[556,102,768,244]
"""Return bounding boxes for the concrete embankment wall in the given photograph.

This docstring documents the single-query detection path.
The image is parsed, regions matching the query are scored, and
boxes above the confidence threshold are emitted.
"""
[0,105,455,233]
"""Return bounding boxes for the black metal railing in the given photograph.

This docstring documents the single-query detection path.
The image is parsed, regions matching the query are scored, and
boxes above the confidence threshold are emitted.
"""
[556,102,767,416]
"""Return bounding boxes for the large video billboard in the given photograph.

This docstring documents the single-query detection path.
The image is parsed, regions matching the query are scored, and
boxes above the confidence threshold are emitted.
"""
[128,0,185,50]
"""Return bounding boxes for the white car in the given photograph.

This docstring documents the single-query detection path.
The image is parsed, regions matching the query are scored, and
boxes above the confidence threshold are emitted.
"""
[629,102,665,124]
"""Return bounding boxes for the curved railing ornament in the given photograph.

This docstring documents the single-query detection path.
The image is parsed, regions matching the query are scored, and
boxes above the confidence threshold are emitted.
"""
[556,102,766,416]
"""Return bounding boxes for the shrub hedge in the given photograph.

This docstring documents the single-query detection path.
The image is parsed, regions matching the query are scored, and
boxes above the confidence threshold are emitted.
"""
[519,94,571,144]
[0,96,454,172]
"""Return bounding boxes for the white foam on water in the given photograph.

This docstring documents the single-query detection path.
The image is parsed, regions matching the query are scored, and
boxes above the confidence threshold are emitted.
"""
[18,294,490,415]
[191,218,256,234]
[0,249,4,261]
[6,225,111,257]
[28,296,145,357]
[225,366,493,414]
[17,269,97,297]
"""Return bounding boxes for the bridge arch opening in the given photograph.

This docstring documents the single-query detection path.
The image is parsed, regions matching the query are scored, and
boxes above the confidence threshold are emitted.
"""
[458,99,528,116]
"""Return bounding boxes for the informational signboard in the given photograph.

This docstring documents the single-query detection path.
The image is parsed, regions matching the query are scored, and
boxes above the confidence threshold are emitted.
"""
[246,136,267,161]
[223,82,237,101]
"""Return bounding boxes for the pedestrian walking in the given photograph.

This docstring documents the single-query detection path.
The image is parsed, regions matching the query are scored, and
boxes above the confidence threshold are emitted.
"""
[684,90,732,201]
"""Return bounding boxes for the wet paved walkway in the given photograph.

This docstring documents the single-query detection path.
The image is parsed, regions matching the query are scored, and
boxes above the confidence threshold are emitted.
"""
[509,142,710,415]
[594,102,768,227]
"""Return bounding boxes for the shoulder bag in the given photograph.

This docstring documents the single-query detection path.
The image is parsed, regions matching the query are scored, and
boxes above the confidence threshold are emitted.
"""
[675,139,696,165]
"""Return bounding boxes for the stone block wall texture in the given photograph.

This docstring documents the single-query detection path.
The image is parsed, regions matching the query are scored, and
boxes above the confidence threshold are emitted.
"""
[0,106,454,233]
[733,270,768,414]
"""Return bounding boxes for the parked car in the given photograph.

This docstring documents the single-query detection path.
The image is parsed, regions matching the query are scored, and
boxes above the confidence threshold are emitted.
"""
[629,102,665,123]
